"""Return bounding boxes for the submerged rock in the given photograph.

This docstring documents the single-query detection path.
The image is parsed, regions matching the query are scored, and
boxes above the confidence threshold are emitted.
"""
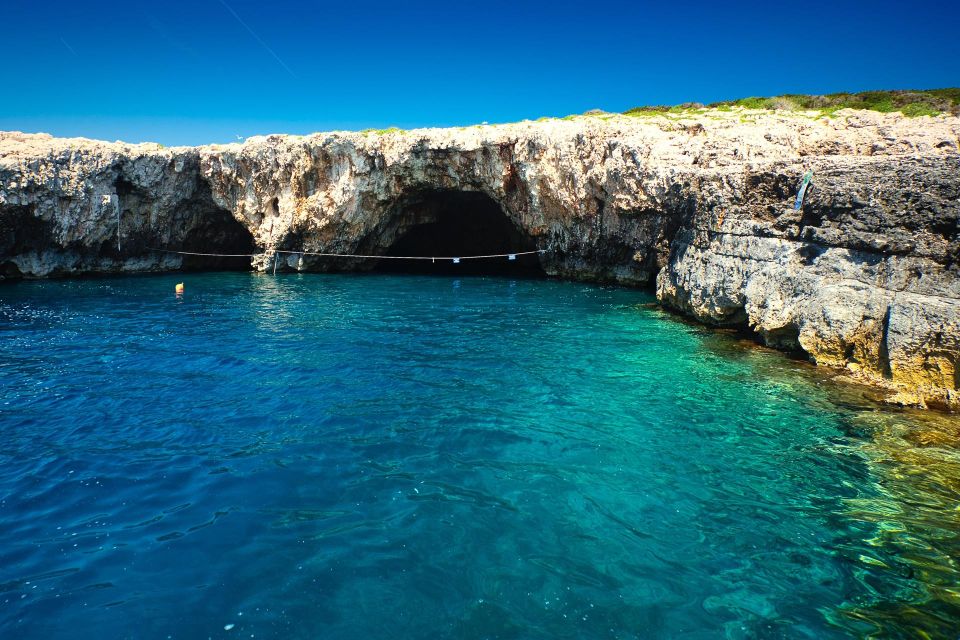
[1,110,958,408]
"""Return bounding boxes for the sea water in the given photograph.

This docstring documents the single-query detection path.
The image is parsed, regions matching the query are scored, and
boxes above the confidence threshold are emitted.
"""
[1,273,958,639]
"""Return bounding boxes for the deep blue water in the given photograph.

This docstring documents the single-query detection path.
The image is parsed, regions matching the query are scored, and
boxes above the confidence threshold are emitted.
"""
[1,273,959,639]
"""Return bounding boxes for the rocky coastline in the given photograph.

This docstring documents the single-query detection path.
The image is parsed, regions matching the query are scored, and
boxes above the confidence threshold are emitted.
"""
[1,108,958,409]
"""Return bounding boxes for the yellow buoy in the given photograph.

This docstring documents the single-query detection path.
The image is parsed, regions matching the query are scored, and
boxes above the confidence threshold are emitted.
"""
[175,282,184,294]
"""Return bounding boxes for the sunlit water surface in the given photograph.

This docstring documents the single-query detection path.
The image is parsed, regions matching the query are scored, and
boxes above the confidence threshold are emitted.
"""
[1,273,958,639]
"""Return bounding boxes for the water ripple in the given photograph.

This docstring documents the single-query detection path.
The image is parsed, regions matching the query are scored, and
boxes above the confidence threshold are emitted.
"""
[0,273,958,638]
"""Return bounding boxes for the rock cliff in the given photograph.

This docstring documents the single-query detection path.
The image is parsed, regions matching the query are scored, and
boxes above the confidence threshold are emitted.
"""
[1,109,958,409]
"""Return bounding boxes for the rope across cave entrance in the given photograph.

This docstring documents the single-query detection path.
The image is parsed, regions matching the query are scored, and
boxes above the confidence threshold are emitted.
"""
[150,248,547,273]
[152,189,547,276]
[150,248,545,260]
[277,249,546,261]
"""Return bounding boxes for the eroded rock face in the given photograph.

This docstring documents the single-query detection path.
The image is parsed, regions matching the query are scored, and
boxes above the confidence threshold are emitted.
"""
[1,110,958,408]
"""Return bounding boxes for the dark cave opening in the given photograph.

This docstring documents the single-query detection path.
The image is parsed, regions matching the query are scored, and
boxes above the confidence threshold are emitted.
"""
[111,176,257,272]
[372,190,544,277]
[177,207,256,271]
[0,204,47,280]
[0,204,47,256]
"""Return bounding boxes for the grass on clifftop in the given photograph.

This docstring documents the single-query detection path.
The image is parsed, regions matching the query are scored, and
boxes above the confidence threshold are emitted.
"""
[350,89,957,136]
[361,127,405,135]
[622,88,960,118]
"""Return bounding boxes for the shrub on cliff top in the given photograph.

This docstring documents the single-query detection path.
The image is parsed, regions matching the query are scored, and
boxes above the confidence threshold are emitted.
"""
[623,105,671,116]
[361,127,405,135]
[623,88,960,118]
[732,96,777,110]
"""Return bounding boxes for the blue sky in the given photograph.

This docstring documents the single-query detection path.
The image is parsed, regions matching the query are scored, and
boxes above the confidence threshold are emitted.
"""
[2,0,957,145]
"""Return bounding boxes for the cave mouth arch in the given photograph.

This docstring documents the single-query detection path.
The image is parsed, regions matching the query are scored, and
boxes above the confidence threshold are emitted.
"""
[372,190,545,277]
[120,178,256,272]
[177,207,256,271]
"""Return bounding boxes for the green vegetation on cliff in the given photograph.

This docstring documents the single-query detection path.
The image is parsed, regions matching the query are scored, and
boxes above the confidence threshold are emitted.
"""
[623,88,960,118]
[362,127,405,135]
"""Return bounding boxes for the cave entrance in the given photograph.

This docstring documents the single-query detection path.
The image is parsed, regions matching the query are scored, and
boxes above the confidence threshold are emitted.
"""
[373,190,544,277]
[123,177,257,272]
[109,176,257,271]
[177,207,256,271]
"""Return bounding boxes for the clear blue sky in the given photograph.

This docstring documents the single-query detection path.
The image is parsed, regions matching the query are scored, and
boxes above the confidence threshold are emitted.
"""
[2,0,957,145]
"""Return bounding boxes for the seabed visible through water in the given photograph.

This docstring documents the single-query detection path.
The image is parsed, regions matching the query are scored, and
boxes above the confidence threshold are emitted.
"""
[1,272,958,639]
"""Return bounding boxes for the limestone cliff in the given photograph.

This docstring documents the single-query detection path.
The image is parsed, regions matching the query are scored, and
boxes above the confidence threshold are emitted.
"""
[1,109,958,409]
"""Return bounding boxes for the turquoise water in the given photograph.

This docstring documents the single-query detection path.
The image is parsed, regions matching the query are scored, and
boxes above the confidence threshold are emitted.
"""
[1,273,959,639]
